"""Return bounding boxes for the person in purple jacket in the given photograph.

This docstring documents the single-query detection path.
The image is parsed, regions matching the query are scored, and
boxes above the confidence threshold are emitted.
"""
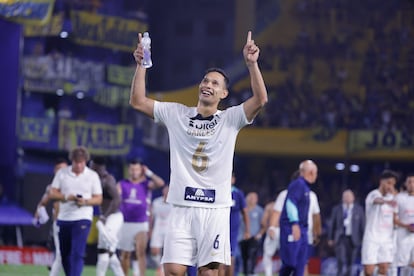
[279,160,318,276]
[117,158,165,276]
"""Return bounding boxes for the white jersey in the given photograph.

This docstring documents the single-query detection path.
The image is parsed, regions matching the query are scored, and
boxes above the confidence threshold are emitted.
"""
[273,190,287,212]
[395,192,414,226]
[154,101,250,208]
[51,166,102,221]
[151,196,172,232]
[363,189,397,243]
[273,189,319,244]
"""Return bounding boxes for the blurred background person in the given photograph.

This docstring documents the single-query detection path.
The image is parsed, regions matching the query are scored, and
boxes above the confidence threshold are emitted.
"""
[239,192,264,276]
[279,160,318,276]
[34,158,68,276]
[150,185,171,276]
[90,156,124,276]
[117,158,165,276]
[49,146,103,276]
[328,189,365,276]
[394,173,414,276]
[361,170,398,276]
[219,173,250,276]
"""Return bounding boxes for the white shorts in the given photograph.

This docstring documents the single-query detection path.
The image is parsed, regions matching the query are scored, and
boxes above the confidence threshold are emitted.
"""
[362,239,394,265]
[150,227,167,248]
[263,228,279,257]
[117,221,149,251]
[161,205,231,267]
[98,212,124,250]
[395,229,414,266]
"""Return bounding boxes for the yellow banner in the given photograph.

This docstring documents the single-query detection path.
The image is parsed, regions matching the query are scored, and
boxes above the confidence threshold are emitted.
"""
[0,0,55,26]
[58,119,134,155]
[71,11,148,52]
[236,128,348,157]
[24,12,63,36]
[107,64,136,86]
[348,130,414,159]
[20,117,53,142]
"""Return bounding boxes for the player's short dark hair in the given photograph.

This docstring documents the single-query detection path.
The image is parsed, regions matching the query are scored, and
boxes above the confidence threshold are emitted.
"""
[379,169,399,181]
[205,67,230,88]
[69,146,90,162]
[406,172,414,178]
[55,157,68,165]
[128,157,143,165]
[92,156,106,166]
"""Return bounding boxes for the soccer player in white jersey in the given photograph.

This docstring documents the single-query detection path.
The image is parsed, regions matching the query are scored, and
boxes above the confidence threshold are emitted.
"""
[361,170,399,276]
[394,173,414,276]
[150,186,172,276]
[129,31,267,276]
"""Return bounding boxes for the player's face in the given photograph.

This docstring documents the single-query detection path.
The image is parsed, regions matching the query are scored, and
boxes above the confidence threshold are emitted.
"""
[405,176,414,194]
[198,72,228,105]
[309,167,318,184]
[71,159,86,175]
[128,163,143,181]
[342,190,354,204]
[380,177,397,195]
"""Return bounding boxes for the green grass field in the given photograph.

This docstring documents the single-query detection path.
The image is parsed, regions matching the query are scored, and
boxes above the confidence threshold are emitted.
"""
[0,265,157,276]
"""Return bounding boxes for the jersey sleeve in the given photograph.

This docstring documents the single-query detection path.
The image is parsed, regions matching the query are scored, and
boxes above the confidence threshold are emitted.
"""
[226,104,252,130]
[310,191,321,214]
[274,190,287,212]
[154,101,183,124]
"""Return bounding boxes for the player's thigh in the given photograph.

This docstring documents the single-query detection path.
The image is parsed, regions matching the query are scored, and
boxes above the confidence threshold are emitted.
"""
[162,206,197,266]
[196,207,231,267]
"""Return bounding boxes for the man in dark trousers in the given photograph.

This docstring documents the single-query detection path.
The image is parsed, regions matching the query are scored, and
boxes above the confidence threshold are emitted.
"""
[279,160,318,276]
[328,189,365,276]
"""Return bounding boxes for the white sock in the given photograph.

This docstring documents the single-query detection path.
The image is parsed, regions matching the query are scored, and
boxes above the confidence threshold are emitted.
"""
[96,253,110,276]
[49,254,62,276]
[262,254,273,276]
[109,254,125,276]
[132,260,139,276]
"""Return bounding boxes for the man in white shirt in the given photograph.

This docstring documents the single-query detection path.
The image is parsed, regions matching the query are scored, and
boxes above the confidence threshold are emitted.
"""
[361,170,398,276]
[49,146,103,276]
[129,31,268,276]
[394,173,414,276]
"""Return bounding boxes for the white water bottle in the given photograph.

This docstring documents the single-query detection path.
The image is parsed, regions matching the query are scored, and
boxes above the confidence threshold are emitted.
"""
[141,32,153,68]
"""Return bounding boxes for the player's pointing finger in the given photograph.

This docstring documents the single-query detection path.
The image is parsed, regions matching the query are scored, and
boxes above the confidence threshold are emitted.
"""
[247,31,252,43]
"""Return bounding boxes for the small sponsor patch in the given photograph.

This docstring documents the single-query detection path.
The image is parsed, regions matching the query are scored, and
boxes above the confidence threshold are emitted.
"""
[184,187,215,203]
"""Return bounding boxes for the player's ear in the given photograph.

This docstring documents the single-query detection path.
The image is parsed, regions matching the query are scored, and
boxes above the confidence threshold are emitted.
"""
[220,89,229,100]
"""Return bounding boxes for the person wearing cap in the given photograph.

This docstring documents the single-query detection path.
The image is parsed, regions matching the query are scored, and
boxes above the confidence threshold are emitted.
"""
[49,146,102,276]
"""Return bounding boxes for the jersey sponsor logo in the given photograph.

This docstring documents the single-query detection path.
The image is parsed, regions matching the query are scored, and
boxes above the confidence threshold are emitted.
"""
[187,115,220,137]
[184,187,215,203]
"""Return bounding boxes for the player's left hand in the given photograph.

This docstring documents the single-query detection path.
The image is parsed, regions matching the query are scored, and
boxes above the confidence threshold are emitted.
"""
[292,224,301,241]
[243,31,260,67]
[133,33,144,65]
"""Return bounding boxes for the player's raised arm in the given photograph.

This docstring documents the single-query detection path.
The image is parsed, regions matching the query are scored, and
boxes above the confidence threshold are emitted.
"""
[130,32,155,118]
[242,31,268,122]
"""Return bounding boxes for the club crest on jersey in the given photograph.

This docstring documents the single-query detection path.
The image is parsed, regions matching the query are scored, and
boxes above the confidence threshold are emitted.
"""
[184,187,215,203]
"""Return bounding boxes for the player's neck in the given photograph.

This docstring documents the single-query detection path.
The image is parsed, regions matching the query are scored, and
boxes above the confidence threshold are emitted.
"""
[196,103,217,117]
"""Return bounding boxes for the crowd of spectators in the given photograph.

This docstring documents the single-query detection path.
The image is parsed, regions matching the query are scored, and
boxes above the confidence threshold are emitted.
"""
[226,0,414,132]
